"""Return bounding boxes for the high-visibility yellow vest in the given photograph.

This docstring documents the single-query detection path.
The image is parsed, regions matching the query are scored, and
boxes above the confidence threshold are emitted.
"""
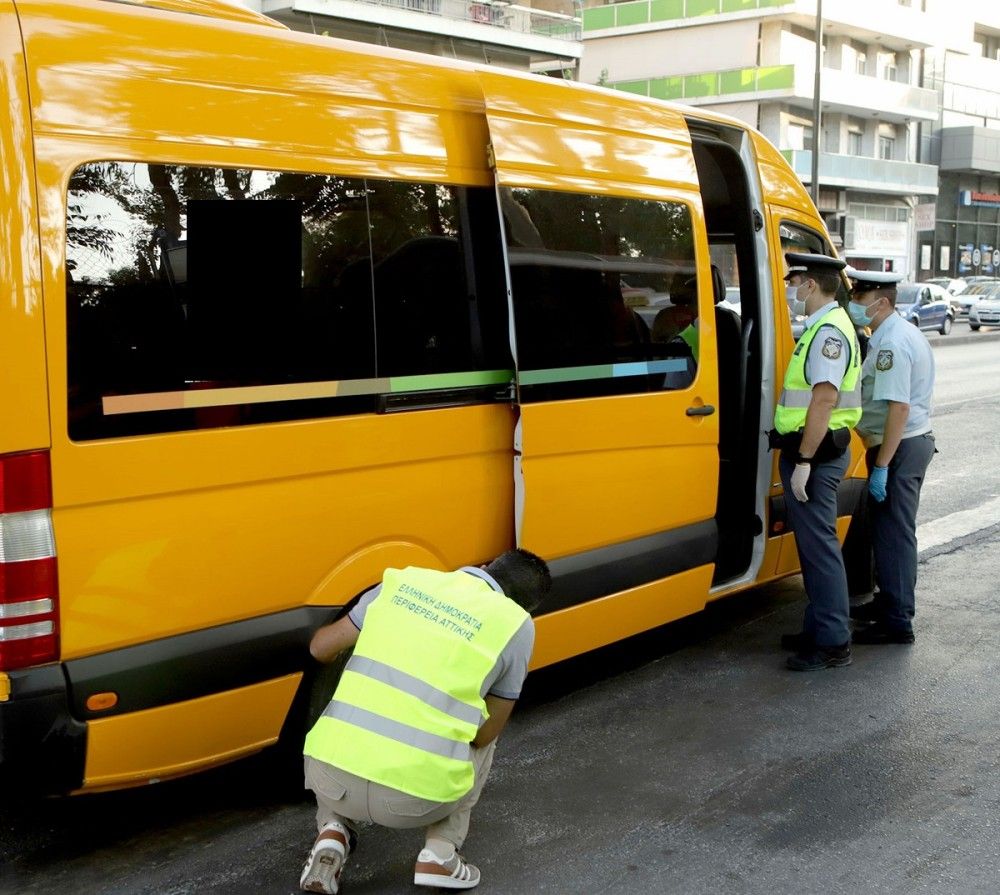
[678,324,699,363]
[304,567,529,803]
[774,305,861,435]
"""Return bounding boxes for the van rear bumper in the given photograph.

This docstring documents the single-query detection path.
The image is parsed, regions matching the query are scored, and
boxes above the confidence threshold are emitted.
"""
[0,664,87,794]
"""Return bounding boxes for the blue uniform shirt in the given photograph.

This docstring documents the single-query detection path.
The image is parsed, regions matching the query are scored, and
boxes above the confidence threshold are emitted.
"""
[857,311,935,448]
[802,301,850,387]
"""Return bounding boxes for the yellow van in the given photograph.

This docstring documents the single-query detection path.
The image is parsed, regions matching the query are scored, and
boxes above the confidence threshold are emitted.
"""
[0,0,871,795]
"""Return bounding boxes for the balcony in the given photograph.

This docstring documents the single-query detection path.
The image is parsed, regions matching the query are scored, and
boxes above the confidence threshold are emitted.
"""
[782,0,940,52]
[939,127,1000,175]
[609,63,937,124]
[263,0,582,59]
[583,0,793,34]
[782,149,938,196]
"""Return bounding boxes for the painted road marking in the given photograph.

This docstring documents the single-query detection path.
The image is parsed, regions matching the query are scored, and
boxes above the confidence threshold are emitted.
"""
[918,494,1000,554]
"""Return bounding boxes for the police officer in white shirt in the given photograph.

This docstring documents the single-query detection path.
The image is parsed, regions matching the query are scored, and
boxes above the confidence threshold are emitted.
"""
[845,267,936,645]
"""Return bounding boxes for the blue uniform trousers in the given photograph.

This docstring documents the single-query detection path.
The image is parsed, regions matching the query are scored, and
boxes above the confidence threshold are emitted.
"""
[780,451,851,647]
[866,433,935,634]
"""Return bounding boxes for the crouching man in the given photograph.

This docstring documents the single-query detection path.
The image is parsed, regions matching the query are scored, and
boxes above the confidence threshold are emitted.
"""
[300,549,551,893]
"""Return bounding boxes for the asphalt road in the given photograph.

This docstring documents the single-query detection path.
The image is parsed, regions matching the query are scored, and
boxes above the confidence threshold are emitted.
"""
[2,328,999,895]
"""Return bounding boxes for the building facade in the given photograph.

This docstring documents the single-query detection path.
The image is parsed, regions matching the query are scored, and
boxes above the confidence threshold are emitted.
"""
[918,6,1000,281]
[238,0,583,73]
[579,0,967,276]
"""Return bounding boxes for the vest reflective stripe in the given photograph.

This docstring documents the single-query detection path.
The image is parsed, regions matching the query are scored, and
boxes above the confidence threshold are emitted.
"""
[344,654,485,727]
[304,567,529,802]
[774,305,862,435]
[777,384,862,409]
[322,699,472,763]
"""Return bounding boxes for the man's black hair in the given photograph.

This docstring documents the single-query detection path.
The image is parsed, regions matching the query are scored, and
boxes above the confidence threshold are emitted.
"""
[484,548,552,613]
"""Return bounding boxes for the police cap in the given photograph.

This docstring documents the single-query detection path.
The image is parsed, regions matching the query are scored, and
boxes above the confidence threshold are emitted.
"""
[844,266,905,294]
[783,252,847,280]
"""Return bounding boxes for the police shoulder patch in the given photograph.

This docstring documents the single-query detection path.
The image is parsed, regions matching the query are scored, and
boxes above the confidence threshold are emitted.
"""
[821,336,843,360]
[876,349,894,371]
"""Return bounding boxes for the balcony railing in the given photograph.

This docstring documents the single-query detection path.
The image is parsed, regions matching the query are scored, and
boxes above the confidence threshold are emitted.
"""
[609,62,938,124]
[346,0,582,41]
[583,0,793,32]
[610,64,794,100]
[781,150,938,196]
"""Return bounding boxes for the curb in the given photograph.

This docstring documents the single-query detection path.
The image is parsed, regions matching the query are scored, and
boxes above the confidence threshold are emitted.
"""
[927,329,1000,349]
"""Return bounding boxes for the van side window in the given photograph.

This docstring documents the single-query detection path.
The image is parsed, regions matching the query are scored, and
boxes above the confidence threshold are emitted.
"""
[499,188,698,402]
[65,164,510,440]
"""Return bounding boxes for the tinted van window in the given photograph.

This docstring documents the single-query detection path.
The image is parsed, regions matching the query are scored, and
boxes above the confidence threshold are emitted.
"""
[66,164,510,439]
[500,188,698,402]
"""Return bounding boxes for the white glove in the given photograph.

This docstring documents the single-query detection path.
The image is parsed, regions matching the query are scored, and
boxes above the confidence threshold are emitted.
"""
[790,462,811,502]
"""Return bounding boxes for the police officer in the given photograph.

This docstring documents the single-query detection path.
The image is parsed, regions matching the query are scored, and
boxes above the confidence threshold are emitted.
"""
[845,267,936,645]
[773,253,861,671]
[299,549,550,894]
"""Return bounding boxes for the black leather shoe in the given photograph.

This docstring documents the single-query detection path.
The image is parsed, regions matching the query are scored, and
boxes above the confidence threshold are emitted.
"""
[852,623,914,645]
[849,600,885,622]
[786,643,852,671]
[781,631,814,651]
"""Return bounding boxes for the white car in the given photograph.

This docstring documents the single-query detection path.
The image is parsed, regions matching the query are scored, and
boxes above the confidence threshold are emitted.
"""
[969,295,1000,330]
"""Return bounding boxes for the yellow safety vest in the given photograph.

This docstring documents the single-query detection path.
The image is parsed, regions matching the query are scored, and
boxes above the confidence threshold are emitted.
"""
[774,305,861,435]
[304,567,529,803]
[678,324,699,363]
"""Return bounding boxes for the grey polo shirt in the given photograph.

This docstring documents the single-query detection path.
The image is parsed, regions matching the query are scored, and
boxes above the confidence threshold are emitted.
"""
[348,566,535,700]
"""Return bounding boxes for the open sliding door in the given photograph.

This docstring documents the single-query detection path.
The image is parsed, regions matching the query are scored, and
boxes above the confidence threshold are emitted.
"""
[479,72,721,616]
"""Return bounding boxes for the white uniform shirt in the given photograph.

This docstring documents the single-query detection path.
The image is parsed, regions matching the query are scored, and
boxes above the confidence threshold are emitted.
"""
[857,310,935,448]
[803,300,850,387]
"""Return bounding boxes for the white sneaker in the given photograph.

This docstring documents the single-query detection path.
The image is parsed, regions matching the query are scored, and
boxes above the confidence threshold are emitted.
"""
[300,822,350,894]
[413,847,481,890]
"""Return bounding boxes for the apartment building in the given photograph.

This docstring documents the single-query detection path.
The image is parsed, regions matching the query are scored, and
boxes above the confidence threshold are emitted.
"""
[917,6,1000,281]
[580,0,964,276]
[238,0,583,73]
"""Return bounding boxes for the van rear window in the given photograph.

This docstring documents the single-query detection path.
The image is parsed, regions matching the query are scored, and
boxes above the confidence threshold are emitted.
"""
[65,163,510,440]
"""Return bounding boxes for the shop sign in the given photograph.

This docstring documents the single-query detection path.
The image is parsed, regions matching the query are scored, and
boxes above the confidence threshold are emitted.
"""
[914,203,936,231]
[852,219,908,256]
[959,190,1000,208]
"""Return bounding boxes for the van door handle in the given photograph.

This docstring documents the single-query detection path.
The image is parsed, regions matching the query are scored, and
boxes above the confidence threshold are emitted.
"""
[686,404,716,416]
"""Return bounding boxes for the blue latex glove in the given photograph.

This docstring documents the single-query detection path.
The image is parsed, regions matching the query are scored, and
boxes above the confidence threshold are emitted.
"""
[869,465,889,503]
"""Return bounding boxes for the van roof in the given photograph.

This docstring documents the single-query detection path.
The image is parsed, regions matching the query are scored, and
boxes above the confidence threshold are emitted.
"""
[99,0,287,29]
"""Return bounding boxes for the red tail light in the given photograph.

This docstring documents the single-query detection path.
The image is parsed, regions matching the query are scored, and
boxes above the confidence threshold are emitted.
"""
[0,451,59,670]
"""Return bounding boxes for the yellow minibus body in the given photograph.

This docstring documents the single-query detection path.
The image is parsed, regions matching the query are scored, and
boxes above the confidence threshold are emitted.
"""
[0,0,868,794]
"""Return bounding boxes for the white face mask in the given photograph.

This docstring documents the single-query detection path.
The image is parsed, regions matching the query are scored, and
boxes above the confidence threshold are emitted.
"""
[786,284,807,317]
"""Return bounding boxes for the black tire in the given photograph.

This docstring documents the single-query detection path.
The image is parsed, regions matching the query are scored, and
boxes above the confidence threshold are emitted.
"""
[940,315,953,335]
[970,323,981,331]
[910,316,919,327]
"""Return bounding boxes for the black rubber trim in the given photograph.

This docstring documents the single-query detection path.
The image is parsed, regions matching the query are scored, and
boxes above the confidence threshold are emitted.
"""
[768,476,866,536]
[0,664,87,794]
[64,606,339,719]
[542,519,718,614]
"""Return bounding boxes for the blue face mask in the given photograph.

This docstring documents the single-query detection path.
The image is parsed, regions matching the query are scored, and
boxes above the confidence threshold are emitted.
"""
[848,298,879,327]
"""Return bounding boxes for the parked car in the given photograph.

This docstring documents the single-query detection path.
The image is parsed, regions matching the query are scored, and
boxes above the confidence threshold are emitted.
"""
[954,280,1000,318]
[969,291,1000,330]
[895,282,955,334]
[924,277,967,296]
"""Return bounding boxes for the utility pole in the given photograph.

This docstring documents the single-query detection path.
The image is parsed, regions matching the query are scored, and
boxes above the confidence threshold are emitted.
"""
[811,0,822,207]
